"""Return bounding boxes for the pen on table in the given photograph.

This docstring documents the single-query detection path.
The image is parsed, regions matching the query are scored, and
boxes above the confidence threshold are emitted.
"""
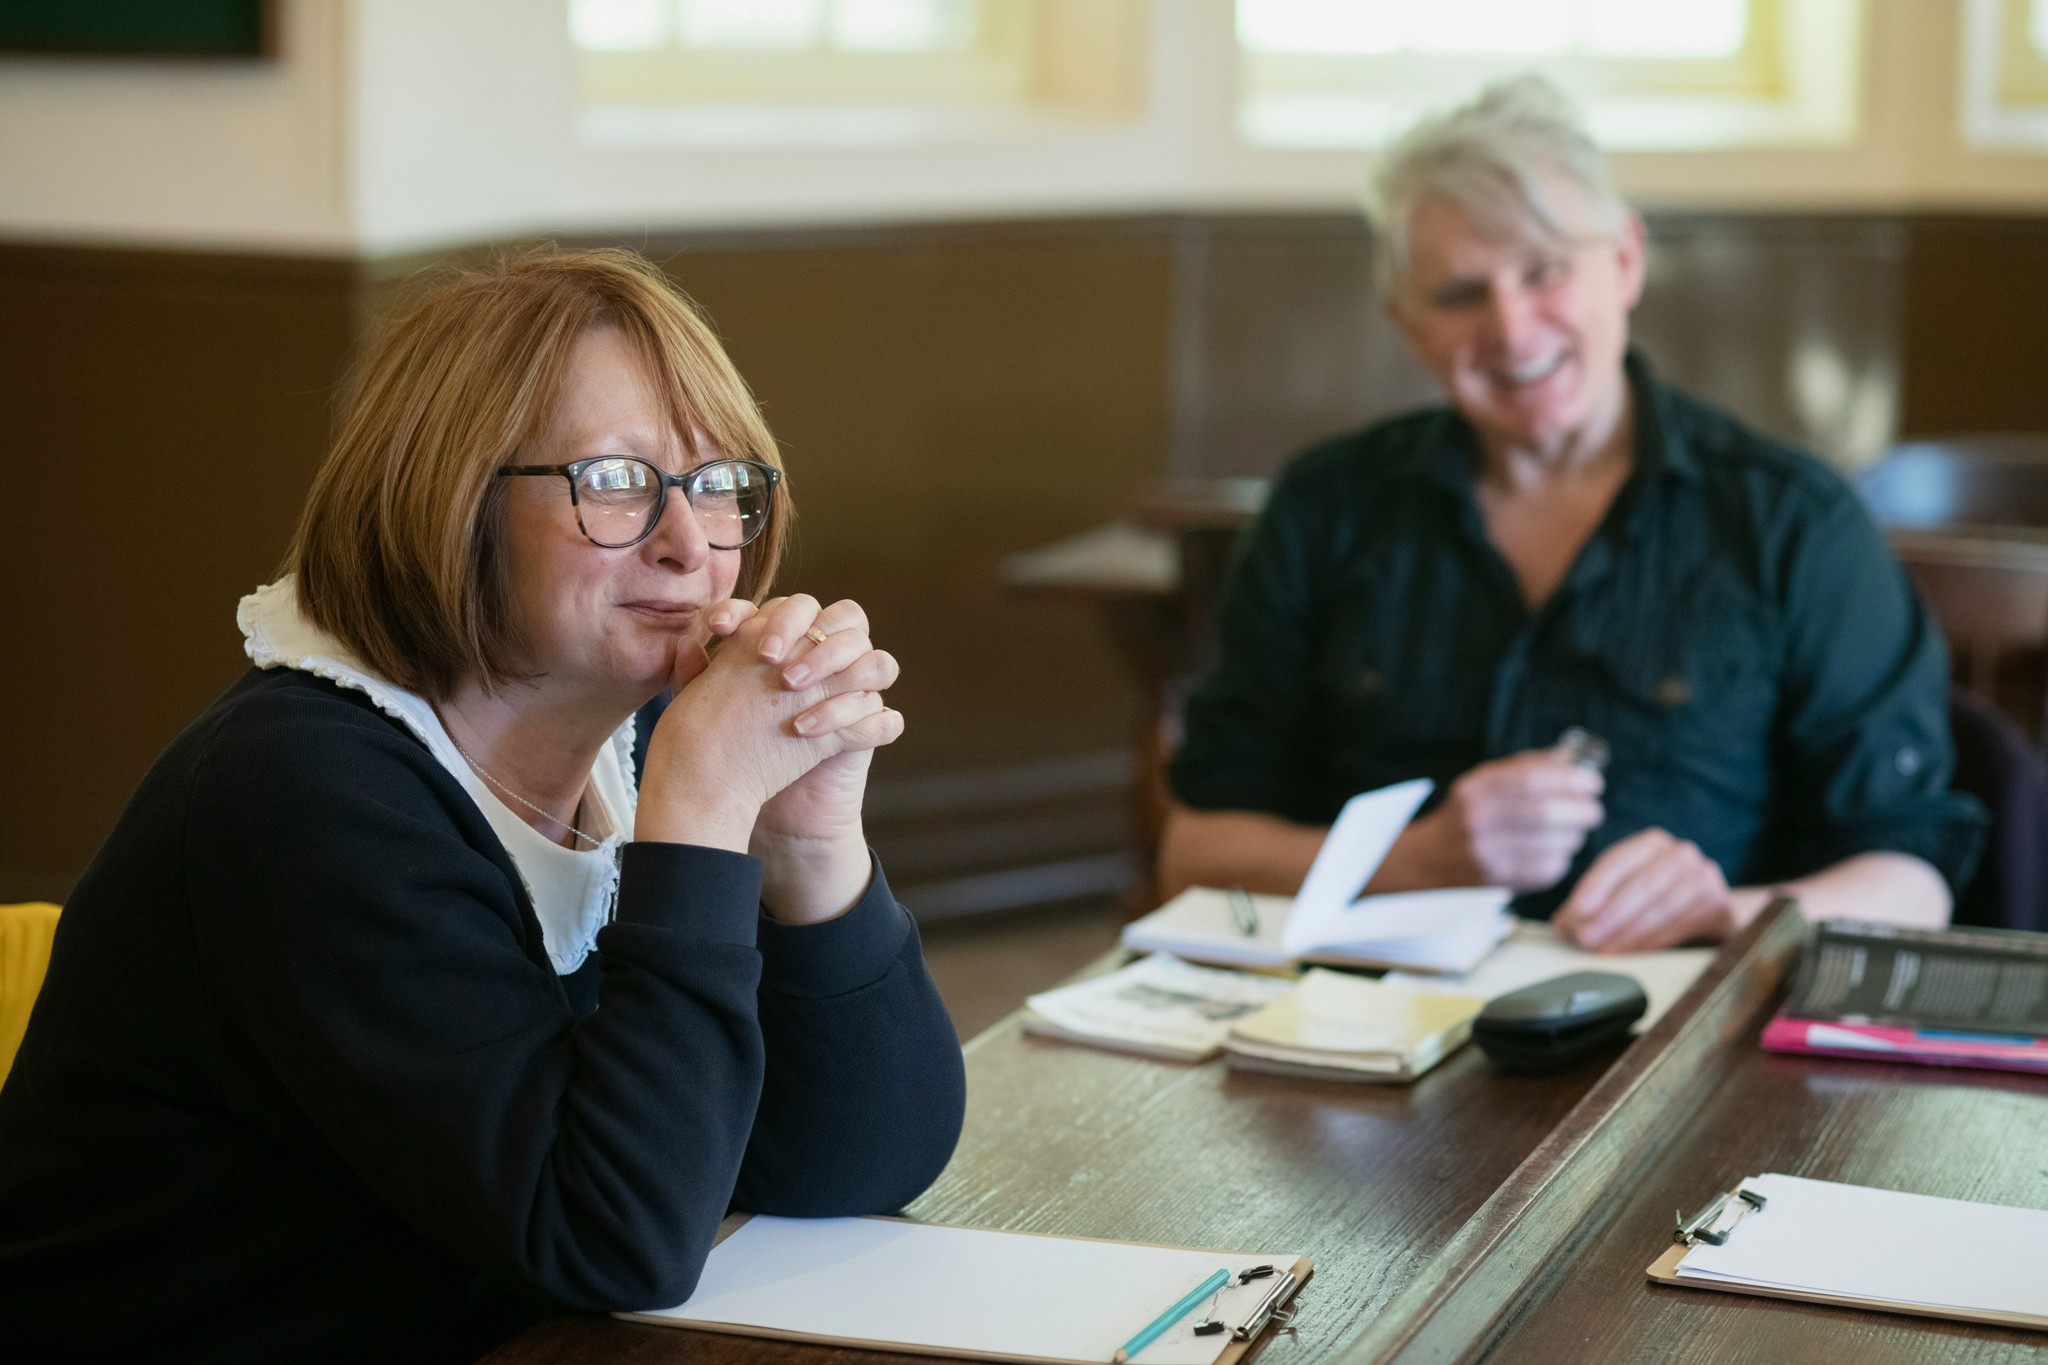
[1227,885,1259,937]
[1114,1267,1231,1363]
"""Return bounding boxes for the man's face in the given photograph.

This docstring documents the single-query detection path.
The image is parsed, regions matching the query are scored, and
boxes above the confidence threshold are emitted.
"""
[1388,186,1645,454]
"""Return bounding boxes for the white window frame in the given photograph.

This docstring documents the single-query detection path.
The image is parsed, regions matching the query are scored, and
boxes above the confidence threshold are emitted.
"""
[1961,0,2048,149]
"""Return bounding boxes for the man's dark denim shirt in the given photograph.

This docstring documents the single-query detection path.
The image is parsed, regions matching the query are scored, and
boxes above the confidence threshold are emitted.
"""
[1170,354,1986,918]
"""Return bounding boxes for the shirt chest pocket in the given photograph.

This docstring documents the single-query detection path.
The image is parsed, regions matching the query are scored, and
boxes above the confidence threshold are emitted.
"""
[1560,581,1780,786]
[1313,595,1495,769]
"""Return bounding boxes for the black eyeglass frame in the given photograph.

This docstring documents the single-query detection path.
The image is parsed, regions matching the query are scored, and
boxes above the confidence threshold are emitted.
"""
[498,456,782,551]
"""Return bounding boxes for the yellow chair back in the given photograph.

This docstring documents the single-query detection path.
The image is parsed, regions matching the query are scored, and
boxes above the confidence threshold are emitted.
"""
[0,902,61,1092]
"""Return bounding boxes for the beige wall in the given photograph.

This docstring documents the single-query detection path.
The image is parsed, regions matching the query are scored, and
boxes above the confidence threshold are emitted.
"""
[0,0,350,251]
[11,1,2048,256]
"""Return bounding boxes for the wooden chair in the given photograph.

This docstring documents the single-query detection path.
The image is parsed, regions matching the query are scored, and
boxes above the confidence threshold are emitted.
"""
[1858,434,2048,530]
[1859,437,2048,742]
[0,902,60,1092]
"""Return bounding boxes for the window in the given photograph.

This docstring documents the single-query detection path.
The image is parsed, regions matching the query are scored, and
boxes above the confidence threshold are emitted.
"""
[576,0,980,53]
[1235,0,1863,151]
[1238,0,1753,61]
[569,0,1144,145]
[1962,0,2048,147]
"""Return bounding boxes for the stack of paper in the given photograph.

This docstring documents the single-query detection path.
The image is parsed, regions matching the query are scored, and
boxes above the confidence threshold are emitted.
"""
[1021,954,1299,1061]
[1224,969,1487,1083]
[1122,780,1515,974]
[622,1215,1312,1364]
[1667,1174,2048,1324]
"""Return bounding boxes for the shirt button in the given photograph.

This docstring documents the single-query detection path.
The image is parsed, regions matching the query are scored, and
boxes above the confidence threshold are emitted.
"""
[1656,676,1691,707]
[1896,746,1922,776]
[1354,667,1382,697]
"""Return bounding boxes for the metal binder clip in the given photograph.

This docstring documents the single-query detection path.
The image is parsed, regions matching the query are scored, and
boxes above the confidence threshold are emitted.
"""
[1230,1270,1299,1342]
[1675,1186,1767,1247]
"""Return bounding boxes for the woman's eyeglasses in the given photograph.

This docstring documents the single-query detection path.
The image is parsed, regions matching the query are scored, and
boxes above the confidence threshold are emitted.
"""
[498,456,781,551]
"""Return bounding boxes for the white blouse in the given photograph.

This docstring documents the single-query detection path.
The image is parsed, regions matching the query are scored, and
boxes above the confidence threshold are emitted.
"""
[237,576,636,976]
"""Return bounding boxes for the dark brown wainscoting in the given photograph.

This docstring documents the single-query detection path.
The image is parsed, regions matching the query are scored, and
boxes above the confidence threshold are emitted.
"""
[1900,216,2048,437]
[0,225,1174,912]
[6,211,2047,910]
[0,244,357,902]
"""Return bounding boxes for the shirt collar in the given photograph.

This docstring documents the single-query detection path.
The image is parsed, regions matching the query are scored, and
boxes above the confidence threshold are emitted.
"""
[1405,347,1696,498]
[236,576,639,976]
[1625,348,1700,486]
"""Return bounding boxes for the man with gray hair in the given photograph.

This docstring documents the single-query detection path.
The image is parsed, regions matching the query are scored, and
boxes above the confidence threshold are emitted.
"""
[1161,77,1981,951]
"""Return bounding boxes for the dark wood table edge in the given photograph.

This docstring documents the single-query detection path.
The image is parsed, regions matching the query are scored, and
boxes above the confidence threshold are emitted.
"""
[1329,901,1809,1365]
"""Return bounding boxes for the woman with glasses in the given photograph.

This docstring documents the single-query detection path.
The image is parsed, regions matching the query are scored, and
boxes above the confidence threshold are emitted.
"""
[0,248,966,1364]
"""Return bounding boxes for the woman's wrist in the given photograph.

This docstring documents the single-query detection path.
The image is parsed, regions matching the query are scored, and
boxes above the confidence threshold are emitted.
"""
[634,789,757,854]
[754,829,873,925]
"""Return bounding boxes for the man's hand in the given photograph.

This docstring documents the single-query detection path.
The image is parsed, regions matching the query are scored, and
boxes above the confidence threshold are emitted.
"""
[1396,749,1604,892]
[1554,827,1733,952]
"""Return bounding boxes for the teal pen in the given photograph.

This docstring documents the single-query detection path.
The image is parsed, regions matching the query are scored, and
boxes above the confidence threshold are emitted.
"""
[1113,1268,1231,1363]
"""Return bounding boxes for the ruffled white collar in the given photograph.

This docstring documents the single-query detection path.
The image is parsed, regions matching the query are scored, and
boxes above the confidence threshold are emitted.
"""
[237,577,637,975]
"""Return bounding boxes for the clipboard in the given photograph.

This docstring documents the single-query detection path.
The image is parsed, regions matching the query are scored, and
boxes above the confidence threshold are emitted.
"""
[618,1213,1315,1364]
[1646,1174,2048,1331]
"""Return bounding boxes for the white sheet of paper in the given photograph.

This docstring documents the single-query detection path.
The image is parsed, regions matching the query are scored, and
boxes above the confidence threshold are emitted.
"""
[1382,920,1713,1032]
[624,1216,1294,1365]
[1286,887,1513,969]
[1676,1174,2048,1318]
[1281,779,1434,956]
[1025,954,1297,1056]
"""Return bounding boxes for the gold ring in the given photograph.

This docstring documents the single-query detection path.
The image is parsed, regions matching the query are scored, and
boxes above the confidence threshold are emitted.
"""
[805,626,830,646]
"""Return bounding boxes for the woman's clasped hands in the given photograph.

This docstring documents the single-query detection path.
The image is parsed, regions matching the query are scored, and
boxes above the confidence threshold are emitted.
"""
[636,593,903,924]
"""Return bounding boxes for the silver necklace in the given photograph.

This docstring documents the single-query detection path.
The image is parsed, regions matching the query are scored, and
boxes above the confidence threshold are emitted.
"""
[447,735,604,849]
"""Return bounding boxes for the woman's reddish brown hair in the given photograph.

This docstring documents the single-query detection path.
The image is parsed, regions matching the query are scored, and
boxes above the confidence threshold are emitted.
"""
[283,246,788,698]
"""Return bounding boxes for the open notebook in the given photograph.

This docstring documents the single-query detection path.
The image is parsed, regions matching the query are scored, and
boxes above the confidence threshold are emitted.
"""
[1649,1173,2048,1329]
[1122,780,1513,973]
[621,1215,1312,1364]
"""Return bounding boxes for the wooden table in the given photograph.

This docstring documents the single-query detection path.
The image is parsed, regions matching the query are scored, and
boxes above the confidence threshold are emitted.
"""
[480,972,1613,1364]
[473,903,2048,1363]
[1354,912,2048,1364]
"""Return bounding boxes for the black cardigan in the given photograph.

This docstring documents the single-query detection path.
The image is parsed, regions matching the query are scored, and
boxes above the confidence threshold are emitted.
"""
[0,667,967,1363]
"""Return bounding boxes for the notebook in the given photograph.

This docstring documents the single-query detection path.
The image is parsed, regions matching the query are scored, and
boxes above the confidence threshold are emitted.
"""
[1021,954,1299,1061]
[1649,1173,2048,1329]
[1761,920,2048,1074]
[1223,969,1486,1083]
[620,1214,1314,1363]
[1122,780,1514,974]
[1381,920,1715,1033]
